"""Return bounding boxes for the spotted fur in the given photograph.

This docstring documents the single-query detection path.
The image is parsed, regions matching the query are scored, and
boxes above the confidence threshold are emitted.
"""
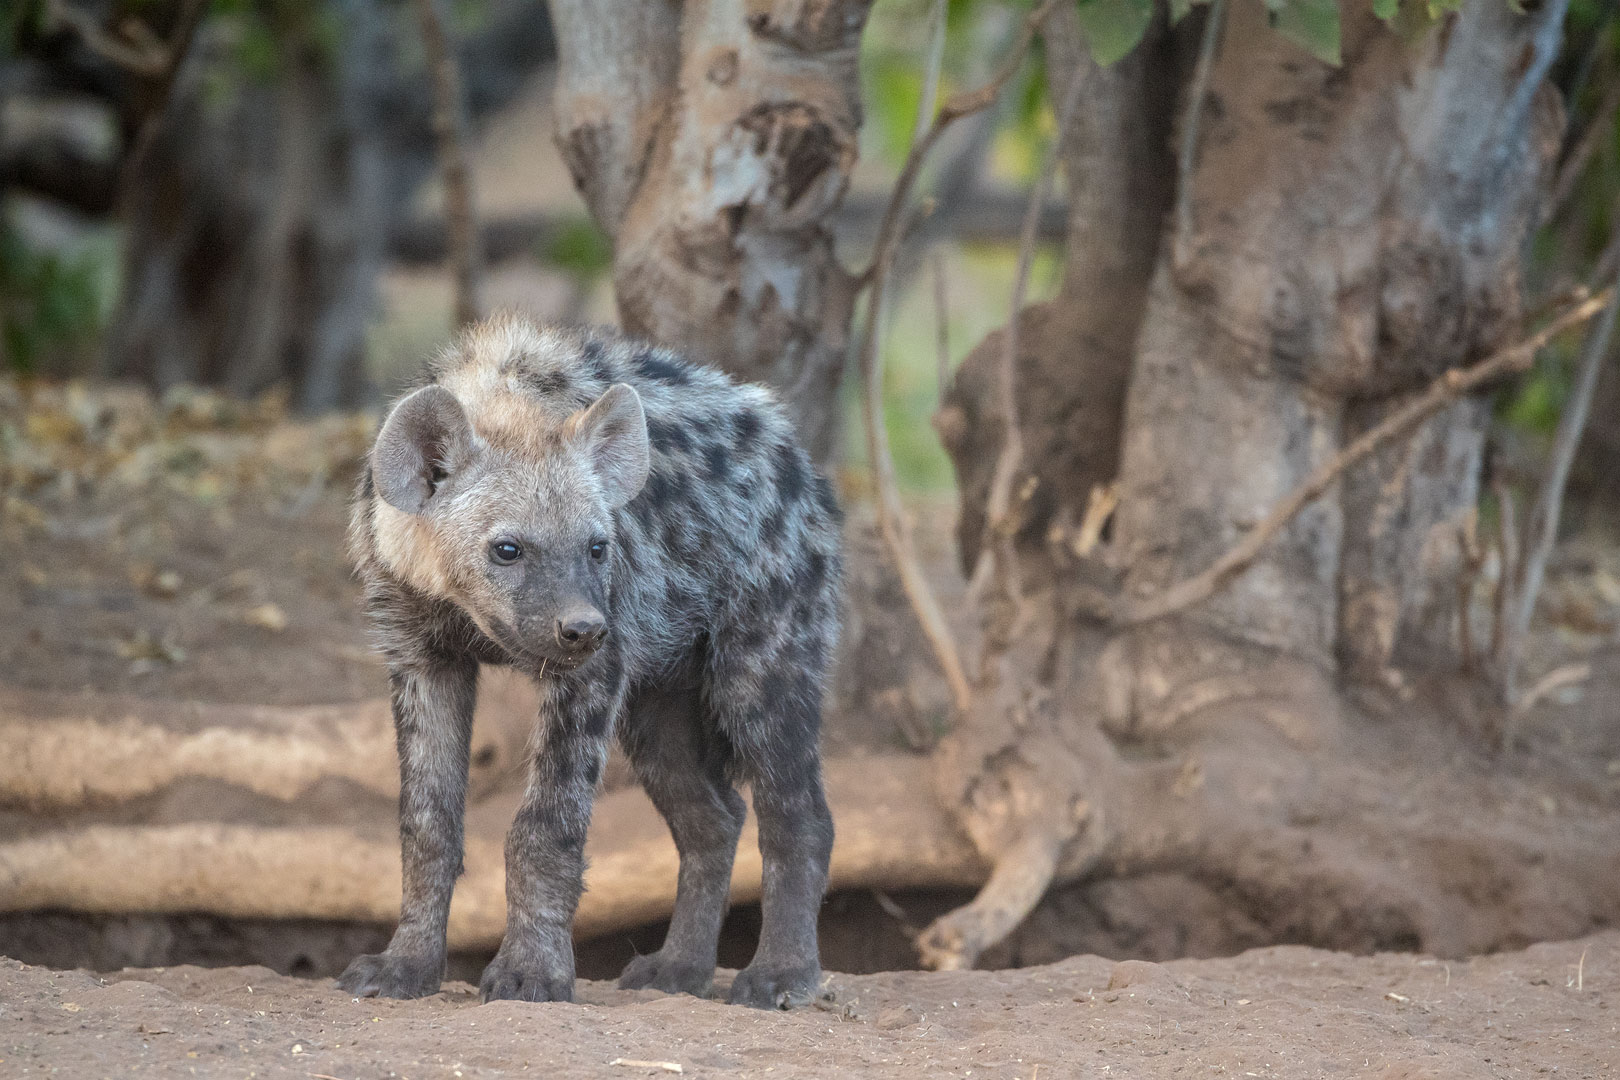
[338,315,842,1009]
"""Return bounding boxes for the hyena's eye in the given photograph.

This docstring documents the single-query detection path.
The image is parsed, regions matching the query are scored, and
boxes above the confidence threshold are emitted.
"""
[489,540,524,565]
[589,540,607,561]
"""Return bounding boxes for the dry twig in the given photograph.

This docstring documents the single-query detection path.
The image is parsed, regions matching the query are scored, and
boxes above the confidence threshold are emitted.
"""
[1495,219,1620,704]
[1490,476,1519,664]
[1171,0,1226,278]
[969,67,1086,607]
[932,249,951,407]
[1117,289,1615,627]
[1457,509,1485,672]
[608,1060,683,1074]
[856,0,1060,715]
[1511,662,1592,720]
[44,0,169,75]
[414,0,483,328]
[1546,81,1620,225]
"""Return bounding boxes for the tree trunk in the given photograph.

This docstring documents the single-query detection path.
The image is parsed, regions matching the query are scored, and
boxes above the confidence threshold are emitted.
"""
[926,0,1571,969]
[104,6,392,410]
[550,0,868,461]
[100,0,552,410]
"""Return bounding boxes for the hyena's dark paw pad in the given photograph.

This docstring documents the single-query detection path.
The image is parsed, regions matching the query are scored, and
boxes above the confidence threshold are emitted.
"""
[335,952,443,999]
[617,951,716,997]
[478,957,574,1004]
[726,962,822,1010]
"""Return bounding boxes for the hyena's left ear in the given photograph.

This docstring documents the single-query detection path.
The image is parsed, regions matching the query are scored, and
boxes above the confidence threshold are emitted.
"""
[567,383,649,509]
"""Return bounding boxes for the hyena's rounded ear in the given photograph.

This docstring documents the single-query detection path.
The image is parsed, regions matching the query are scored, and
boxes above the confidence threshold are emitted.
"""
[567,383,649,510]
[372,385,479,515]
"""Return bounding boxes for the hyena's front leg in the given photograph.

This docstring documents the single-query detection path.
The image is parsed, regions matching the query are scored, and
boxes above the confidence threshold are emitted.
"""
[338,656,478,998]
[479,666,622,1003]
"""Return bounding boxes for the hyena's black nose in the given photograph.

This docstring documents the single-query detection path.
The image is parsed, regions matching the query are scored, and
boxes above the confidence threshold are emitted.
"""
[556,610,607,653]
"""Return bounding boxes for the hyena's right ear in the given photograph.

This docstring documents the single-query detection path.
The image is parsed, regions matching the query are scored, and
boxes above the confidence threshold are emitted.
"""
[372,385,480,515]
[566,383,649,510]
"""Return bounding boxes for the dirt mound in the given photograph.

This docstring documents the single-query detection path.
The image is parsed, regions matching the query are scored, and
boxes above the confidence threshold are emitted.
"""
[3,933,1614,1078]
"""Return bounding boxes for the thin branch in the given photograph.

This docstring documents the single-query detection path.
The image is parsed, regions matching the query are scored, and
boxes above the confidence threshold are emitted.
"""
[1489,476,1519,663]
[855,0,1060,716]
[914,0,950,148]
[111,0,208,198]
[857,0,1060,287]
[1171,0,1226,278]
[1496,218,1620,703]
[44,0,168,76]
[1511,662,1592,720]
[1117,289,1617,627]
[1457,509,1485,672]
[968,68,1086,607]
[414,0,483,328]
[1545,80,1620,226]
[932,248,951,407]
[1561,0,1620,143]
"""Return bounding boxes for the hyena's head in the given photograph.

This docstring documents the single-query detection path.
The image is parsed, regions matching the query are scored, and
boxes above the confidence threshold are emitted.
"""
[368,380,649,673]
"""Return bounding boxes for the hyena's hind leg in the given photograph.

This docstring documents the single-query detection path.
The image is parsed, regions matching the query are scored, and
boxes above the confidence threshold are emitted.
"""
[617,677,747,998]
[706,627,835,1009]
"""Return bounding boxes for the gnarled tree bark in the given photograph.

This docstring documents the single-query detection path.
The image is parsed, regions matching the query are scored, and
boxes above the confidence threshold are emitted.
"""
[926,0,1575,969]
[550,0,868,461]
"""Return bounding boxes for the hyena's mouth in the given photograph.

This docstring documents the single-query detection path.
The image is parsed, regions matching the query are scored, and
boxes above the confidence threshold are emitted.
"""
[488,624,596,679]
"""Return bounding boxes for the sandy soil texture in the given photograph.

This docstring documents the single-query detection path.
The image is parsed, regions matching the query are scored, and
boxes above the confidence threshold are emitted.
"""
[4,934,1616,1079]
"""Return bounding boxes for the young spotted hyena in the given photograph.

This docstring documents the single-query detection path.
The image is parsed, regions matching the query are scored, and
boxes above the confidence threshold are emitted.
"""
[338,317,841,1009]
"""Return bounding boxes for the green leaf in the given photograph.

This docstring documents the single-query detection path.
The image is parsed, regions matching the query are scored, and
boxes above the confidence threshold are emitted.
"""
[1073,0,1154,66]
[1372,0,1399,22]
[1269,0,1341,65]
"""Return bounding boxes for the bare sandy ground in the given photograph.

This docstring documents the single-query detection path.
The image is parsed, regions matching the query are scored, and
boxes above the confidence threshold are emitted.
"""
[4,932,1616,1079]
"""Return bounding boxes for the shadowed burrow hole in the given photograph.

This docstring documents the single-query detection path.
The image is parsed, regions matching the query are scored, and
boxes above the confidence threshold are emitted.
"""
[0,873,1425,983]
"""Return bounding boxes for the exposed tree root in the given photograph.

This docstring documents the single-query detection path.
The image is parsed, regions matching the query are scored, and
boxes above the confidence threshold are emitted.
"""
[0,688,984,950]
[4,641,1619,964]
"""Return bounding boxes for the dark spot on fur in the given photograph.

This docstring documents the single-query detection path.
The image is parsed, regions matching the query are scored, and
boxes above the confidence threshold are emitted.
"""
[584,757,602,786]
[642,471,676,510]
[582,340,613,382]
[704,441,731,481]
[582,706,612,739]
[812,473,841,522]
[636,349,691,385]
[802,551,828,593]
[733,409,762,451]
[647,418,693,454]
[361,466,375,499]
[761,507,787,546]
[765,573,793,614]
[772,441,806,504]
[522,369,571,396]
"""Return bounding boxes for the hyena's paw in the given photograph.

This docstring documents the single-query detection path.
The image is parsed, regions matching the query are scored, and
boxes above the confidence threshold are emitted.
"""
[336,951,443,999]
[478,953,574,1004]
[726,961,821,1010]
[617,950,716,997]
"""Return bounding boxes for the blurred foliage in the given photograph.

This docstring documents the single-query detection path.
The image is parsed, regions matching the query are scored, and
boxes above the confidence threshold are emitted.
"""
[0,208,111,375]
[7,0,1620,494]
[542,215,613,282]
[1503,0,1620,437]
